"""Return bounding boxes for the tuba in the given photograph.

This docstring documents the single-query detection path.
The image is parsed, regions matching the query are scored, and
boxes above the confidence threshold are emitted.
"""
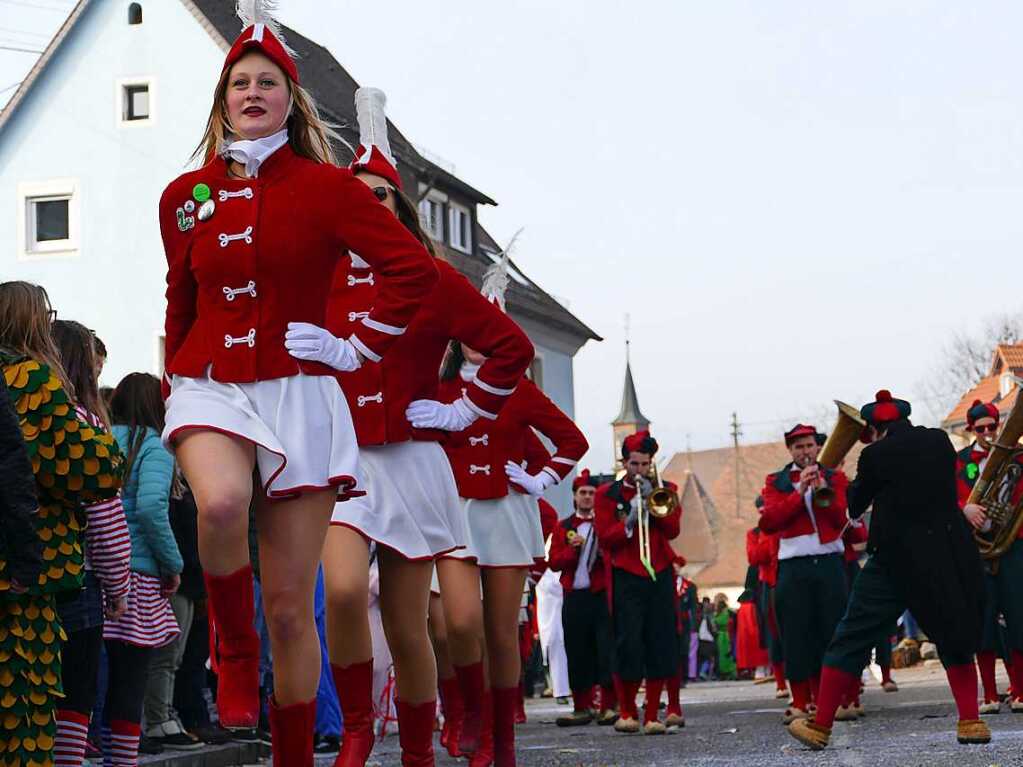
[967,384,1023,560]
[813,400,867,507]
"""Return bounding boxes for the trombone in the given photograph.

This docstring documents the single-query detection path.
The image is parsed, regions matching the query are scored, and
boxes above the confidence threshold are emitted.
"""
[635,464,680,580]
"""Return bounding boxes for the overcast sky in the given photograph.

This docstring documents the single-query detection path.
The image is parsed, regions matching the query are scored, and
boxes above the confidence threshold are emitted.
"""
[5,1,1023,471]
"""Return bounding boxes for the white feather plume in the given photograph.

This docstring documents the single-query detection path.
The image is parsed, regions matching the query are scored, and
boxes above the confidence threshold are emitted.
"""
[235,0,298,59]
[481,228,523,310]
[355,87,395,165]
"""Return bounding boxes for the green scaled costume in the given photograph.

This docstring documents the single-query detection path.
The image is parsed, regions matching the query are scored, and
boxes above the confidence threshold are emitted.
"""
[0,351,123,767]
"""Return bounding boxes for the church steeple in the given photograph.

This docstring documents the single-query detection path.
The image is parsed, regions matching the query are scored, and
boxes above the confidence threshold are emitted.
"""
[611,322,651,469]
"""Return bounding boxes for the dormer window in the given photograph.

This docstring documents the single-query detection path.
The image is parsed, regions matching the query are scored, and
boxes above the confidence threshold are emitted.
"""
[128,3,142,24]
[418,192,445,241]
[449,203,472,253]
[1002,373,1016,398]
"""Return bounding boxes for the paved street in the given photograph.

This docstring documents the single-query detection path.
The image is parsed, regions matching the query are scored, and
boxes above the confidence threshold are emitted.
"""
[335,664,1023,767]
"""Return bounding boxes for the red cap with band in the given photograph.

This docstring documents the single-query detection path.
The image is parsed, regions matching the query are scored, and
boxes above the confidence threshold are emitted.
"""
[966,399,999,430]
[622,430,659,459]
[223,3,299,84]
[783,423,818,446]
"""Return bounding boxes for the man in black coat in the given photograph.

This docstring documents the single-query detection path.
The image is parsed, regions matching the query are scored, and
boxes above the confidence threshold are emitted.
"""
[0,375,42,591]
[789,390,988,750]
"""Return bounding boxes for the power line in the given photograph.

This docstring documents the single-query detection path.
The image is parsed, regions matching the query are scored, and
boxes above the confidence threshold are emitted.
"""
[0,26,51,38]
[0,44,43,53]
[0,81,23,94]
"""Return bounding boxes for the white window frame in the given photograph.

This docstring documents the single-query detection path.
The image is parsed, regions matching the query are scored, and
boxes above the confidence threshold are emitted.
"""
[418,191,446,242]
[116,76,155,127]
[448,202,472,253]
[17,178,80,260]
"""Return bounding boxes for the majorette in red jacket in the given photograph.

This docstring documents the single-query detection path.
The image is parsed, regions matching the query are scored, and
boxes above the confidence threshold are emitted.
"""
[438,376,588,500]
[746,526,779,587]
[548,512,607,594]
[758,463,849,544]
[593,477,682,579]
[326,258,533,446]
[161,146,437,384]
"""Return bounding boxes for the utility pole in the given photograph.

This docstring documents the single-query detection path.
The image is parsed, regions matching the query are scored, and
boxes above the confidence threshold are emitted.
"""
[730,412,742,519]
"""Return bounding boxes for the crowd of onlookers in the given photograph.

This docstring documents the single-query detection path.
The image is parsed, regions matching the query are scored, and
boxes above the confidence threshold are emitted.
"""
[0,282,364,765]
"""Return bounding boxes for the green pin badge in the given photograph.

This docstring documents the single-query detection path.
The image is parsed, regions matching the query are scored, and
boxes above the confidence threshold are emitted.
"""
[193,183,211,203]
[967,463,979,481]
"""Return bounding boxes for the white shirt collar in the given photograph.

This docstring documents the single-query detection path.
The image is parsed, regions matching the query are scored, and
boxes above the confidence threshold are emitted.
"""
[223,129,289,178]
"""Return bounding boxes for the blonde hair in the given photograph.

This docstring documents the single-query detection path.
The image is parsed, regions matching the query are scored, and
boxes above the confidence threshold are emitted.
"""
[0,281,72,394]
[193,56,345,167]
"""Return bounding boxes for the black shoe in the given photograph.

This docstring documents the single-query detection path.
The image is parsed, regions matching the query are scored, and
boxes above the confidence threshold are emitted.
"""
[313,735,340,754]
[556,710,594,727]
[192,724,233,745]
[138,735,165,755]
[226,727,260,744]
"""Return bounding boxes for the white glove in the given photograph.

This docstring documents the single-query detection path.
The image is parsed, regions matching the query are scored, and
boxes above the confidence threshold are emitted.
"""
[405,398,478,431]
[504,461,556,496]
[284,322,362,372]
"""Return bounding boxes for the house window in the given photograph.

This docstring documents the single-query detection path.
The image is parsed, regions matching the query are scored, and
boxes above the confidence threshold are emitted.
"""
[17,179,80,259]
[116,77,154,126]
[128,3,142,24]
[124,84,149,121]
[528,356,544,390]
[418,196,444,241]
[449,203,472,253]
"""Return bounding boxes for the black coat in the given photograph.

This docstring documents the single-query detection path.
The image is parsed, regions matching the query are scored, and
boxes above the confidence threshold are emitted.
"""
[848,420,984,657]
[0,376,42,587]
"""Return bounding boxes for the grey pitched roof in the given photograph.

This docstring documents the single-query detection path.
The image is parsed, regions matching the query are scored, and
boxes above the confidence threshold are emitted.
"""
[613,355,650,426]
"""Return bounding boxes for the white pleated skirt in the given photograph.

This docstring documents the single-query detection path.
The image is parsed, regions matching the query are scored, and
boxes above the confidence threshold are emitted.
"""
[163,371,363,501]
[330,441,467,560]
[443,489,545,568]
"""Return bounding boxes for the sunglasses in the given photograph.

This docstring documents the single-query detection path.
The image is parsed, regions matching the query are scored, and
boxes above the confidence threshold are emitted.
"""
[974,423,998,434]
[371,185,395,202]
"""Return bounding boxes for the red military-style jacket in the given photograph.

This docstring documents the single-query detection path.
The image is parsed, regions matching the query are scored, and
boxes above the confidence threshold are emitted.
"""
[160,145,437,384]
[759,463,849,545]
[956,442,1023,539]
[593,477,681,579]
[438,377,588,500]
[326,258,533,446]
[548,512,608,594]
[746,526,779,587]
[842,519,868,563]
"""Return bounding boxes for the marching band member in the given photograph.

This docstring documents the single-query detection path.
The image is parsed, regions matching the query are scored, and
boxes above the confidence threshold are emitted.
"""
[957,399,1023,714]
[788,391,989,749]
[747,515,788,700]
[594,432,682,735]
[282,88,534,766]
[549,470,617,727]
[159,6,438,762]
[759,424,849,724]
[434,302,588,766]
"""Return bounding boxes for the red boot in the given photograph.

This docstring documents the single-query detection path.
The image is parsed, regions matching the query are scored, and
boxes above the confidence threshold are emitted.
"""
[269,697,316,767]
[331,661,375,767]
[468,692,494,767]
[454,662,486,755]
[397,699,436,767]
[493,687,518,767]
[515,682,527,724]
[205,565,260,728]
[438,676,464,758]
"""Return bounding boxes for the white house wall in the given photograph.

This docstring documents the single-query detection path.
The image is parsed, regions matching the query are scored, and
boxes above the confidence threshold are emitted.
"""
[0,0,223,386]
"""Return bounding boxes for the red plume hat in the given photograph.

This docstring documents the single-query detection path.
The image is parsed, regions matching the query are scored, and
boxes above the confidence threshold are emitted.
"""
[622,430,659,459]
[223,1,299,84]
[573,469,599,491]
[350,88,402,190]
[860,389,911,427]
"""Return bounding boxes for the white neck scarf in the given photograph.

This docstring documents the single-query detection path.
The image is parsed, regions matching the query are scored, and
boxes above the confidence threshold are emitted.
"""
[223,129,289,178]
[460,361,481,382]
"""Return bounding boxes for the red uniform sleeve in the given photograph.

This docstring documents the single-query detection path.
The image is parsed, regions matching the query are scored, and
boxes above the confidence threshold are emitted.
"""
[844,519,868,545]
[746,529,762,566]
[594,486,630,551]
[548,524,579,573]
[330,171,439,361]
[160,184,197,394]
[443,267,534,419]
[523,430,551,474]
[758,476,805,534]
[521,381,588,484]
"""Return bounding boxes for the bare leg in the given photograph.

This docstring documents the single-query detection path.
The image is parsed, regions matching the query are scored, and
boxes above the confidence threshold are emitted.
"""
[429,593,455,680]
[321,525,372,665]
[378,549,436,704]
[174,430,254,575]
[436,558,485,668]
[482,568,528,689]
[255,488,335,705]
